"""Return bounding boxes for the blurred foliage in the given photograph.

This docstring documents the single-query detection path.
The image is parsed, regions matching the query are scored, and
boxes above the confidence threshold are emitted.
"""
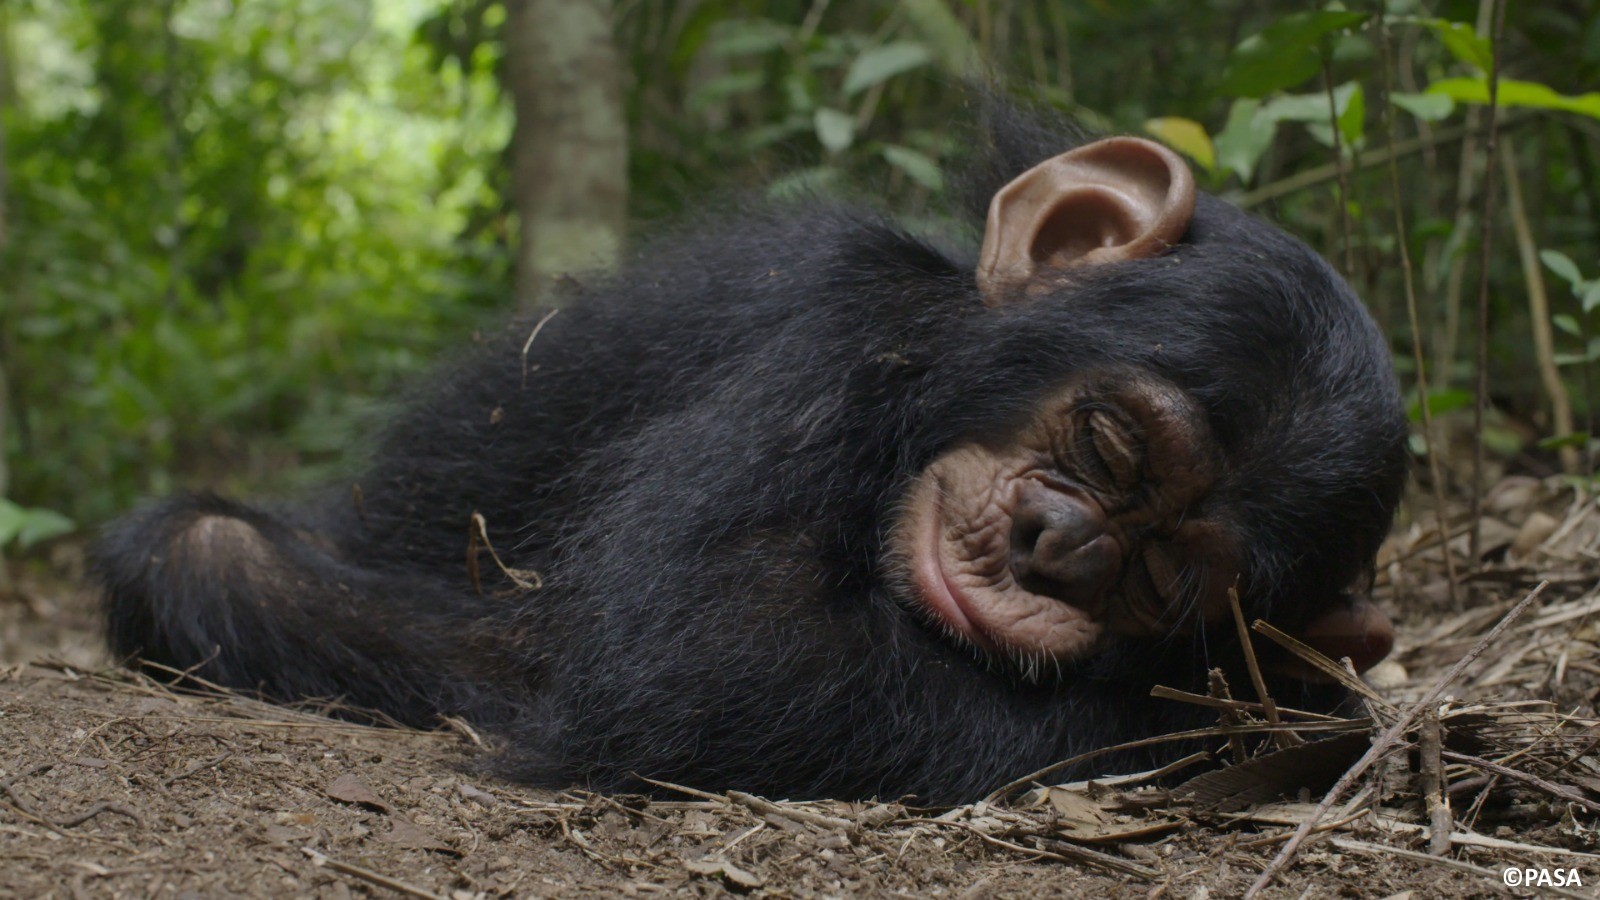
[2,0,510,523]
[2,0,1600,538]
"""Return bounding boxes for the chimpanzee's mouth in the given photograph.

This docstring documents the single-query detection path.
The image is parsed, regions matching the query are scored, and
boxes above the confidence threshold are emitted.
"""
[900,470,1107,665]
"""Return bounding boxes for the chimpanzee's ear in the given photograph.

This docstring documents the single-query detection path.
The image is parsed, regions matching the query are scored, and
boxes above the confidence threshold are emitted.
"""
[977,136,1197,304]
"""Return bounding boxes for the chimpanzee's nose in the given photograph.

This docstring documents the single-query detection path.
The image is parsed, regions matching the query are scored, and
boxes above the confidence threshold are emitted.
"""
[1010,481,1122,602]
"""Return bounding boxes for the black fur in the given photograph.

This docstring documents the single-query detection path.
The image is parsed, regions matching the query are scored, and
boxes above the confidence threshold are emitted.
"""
[96,103,1408,804]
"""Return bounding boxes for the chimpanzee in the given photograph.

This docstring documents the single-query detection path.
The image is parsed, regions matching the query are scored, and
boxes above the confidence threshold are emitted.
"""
[95,101,1408,804]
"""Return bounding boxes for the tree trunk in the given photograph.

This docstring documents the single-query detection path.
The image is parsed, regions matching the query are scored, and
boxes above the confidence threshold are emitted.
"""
[502,0,628,308]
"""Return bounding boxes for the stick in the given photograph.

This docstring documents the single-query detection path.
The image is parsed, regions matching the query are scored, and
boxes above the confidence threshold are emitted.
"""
[1329,838,1575,898]
[1245,580,1546,898]
[302,848,447,900]
[1228,588,1291,748]
[1419,708,1452,855]
[1469,0,1507,563]
[1440,749,1600,816]
[1376,14,1460,608]
[725,791,854,831]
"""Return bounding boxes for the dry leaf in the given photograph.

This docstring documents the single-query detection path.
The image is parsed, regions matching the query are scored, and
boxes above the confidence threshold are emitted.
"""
[1044,786,1185,844]
[1179,732,1369,812]
[379,817,456,855]
[684,857,764,890]
[325,773,391,813]
[1047,789,1109,832]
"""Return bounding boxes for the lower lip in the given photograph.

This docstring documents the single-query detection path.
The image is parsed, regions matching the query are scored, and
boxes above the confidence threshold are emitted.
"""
[909,493,996,650]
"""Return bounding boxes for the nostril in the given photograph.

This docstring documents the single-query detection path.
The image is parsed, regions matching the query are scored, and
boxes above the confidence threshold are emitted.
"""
[1009,515,1045,569]
[1009,480,1121,599]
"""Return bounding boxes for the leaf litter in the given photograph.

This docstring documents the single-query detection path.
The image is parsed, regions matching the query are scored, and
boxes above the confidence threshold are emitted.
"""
[1,474,1598,896]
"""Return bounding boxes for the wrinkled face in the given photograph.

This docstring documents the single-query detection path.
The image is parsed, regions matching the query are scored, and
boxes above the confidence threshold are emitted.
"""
[892,370,1243,674]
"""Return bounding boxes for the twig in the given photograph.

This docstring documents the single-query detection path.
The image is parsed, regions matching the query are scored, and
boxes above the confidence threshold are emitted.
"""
[1150,683,1345,721]
[0,763,54,790]
[983,718,1363,804]
[1377,517,1477,571]
[1228,588,1291,748]
[726,791,854,831]
[1376,14,1460,608]
[1419,708,1451,855]
[519,307,560,388]
[1235,806,1371,849]
[634,775,723,802]
[0,799,76,841]
[0,770,129,847]
[1500,134,1578,473]
[1245,580,1546,899]
[1236,113,1529,208]
[1322,56,1355,276]
[1440,749,1600,816]
[56,802,143,829]
[1207,670,1247,764]
[1250,620,1393,710]
[1470,0,1507,563]
[468,512,542,592]
[302,847,447,900]
[75,709,444,737]
[1328,838,1566,898]
[161,751,232,788]
[908,819,1158,880]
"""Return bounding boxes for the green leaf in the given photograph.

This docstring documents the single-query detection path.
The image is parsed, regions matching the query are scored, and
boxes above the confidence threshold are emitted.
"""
[1554,314,1582,338]
[1422,18,1493,71]
[842,42,933,96]
[1541,249,1583,286]
[1483,424,1525,457]
[742,117,811,152]
[706,19,792,57]
[813,107,855,153]
[1330,33,1374,64]
[1220,11,1371,97]
[1389,91,1454,122]
[18,509,74,548]
[1261,83,1360,123]
[1555,337,1600,365]
[1407,387,1474,422]
[686,71,765,113]
[1213,98,1276,182]
[0,499,76,549]
[1583,282,1600,314]
[1261,91,1326,124]
[1143,117,1216,172]
[899,0,982,73]
[881,145,944,190]
[1427,77,1600,120]
[783,70,815,113]
[0,501,22,547]
[1337,83,1365,146]
[1254,83,1363,150]
[767,166,840,200]
[1539,432,1590,451]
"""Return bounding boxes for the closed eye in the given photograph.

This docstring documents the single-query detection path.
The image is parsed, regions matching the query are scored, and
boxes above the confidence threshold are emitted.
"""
[1075,407,1142,492]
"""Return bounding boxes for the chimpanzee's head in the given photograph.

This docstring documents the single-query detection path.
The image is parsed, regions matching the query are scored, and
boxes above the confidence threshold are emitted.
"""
[891,136,1408,682]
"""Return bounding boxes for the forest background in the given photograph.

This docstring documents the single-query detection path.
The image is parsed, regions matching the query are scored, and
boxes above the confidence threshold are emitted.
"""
[1,0,1597,556]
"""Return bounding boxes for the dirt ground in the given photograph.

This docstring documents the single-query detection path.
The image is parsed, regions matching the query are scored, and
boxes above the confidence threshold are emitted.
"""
[3,477,1600,898]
